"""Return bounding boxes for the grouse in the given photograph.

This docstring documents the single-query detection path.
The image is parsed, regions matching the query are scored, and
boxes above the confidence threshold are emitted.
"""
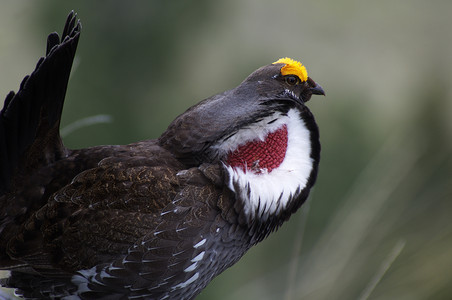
[0,12,325,299]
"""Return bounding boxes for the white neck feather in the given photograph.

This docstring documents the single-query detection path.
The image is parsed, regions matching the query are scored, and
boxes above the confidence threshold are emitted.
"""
[223,109,314,220]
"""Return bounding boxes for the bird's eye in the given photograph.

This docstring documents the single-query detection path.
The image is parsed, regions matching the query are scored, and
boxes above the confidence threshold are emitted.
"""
[285,75,299,86]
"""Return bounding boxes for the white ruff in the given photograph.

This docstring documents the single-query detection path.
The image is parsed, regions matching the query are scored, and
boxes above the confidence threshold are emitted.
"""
[223,109,313,219]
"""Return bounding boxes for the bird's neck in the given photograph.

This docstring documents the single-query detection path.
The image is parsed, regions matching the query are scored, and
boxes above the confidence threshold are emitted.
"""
[221,108,317,224]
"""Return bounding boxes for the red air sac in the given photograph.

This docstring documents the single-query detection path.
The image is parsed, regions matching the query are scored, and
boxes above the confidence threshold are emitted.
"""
[226,125,288,173]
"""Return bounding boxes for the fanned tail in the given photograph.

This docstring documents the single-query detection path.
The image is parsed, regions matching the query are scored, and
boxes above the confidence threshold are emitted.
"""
[0,11,81,194]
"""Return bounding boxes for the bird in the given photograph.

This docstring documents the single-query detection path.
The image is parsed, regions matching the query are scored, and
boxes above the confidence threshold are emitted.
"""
[0,11,325,300]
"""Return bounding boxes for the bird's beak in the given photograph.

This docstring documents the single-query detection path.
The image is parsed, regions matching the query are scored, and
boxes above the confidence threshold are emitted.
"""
[306,77,325,96]
[310,83,325,96]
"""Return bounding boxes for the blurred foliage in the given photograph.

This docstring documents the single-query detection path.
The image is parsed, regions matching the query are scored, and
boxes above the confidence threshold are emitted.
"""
[1,0,451,299]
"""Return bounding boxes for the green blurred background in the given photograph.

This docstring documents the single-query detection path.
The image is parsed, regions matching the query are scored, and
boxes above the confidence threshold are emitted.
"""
[1,1,451,299]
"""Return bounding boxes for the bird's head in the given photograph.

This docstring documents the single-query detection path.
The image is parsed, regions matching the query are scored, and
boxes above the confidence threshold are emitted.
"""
[240,57,324,105]
[160,58,324,229]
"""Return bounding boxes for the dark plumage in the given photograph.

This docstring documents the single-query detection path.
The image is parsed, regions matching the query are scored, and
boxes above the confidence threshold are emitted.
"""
[0,12,324,299]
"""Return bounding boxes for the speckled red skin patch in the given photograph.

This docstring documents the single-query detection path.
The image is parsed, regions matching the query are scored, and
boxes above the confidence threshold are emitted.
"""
[226,125,288,173]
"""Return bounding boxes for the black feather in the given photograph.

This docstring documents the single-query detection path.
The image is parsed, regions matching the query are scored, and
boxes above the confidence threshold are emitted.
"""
[0,11,80,193]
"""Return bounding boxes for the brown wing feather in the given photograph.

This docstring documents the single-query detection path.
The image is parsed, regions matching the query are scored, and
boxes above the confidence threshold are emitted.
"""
[5,147,236,298]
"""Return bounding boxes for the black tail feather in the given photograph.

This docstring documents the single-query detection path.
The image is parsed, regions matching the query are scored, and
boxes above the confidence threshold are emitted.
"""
[0,11,81,193]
